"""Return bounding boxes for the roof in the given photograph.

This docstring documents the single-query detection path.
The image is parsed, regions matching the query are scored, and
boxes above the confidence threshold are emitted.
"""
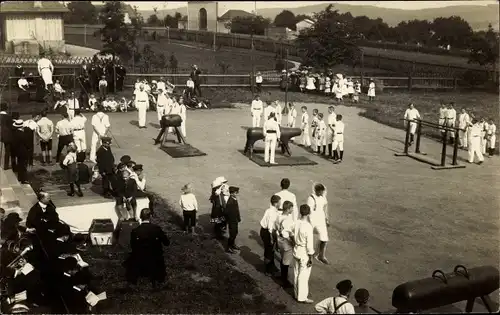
[218,9,254,21]
[0,1,68,13]
[296,18,315,25]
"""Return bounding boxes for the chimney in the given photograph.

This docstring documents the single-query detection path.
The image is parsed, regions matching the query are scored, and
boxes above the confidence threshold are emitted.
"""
[34,1,42,8]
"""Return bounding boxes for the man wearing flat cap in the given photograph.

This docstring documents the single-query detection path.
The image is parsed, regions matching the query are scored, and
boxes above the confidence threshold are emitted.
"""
[224,186,240,253]
[96,136,115,198]
[315,279,355,314]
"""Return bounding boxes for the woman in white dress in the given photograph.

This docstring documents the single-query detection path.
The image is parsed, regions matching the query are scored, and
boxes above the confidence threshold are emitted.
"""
[341,76,349,98]
[367,79,376,102]
[324,77,331,96]
[347,78,354,100]
[306,74,316,93]
[334,80,343,103]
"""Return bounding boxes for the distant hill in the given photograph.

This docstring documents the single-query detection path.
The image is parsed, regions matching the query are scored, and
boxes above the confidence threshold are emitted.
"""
[140,3,499,31]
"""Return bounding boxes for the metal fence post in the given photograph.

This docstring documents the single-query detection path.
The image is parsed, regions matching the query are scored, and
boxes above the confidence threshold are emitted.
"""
[452,129,460,165]
[441,129,448,167]
[415,120,422,154]
[403,120,411,154]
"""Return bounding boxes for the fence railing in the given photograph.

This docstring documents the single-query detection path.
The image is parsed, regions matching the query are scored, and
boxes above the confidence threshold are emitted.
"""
[64,24,497,79]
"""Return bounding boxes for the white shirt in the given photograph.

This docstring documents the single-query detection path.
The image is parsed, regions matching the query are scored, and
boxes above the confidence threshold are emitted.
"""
[71,115,87,130]
[251,100,263,113]
[88,97,97,108]
[288,108,297,120]
[106,100,118,109]
[264,106,275,120]
[458,113,470,129]
[317,120,327,137]
[275,189,297,214]
[470,123,482,138]
[263,118,281,138]
[37,58,53,72]
[55,119,73,136]
[134,82,141,91]
[179,104,187,120]
[135,91,149,107]
[157,92,168,106]
[18,78,28,89]
[307,194,328,223]
[156,81,166,91]
[186,79,195,89]
[23,119,38,131]
[335,121,345,134]
[133,174,146,191]
[488,123,496,135]
[36,117,54,141]
[170,102,180,115]
[275,104,282,121]
[446,108,456,121]
[327,113,337,131]
[99,79,108,87]
[301,112,309,129]
[275,213,295,251]
[67,98,79,110]
[404,108,420,121]
[292,220,315,257]
[144,84,151,93]
[63,151,77,166]
[179,193,198,211]
[91,112,110,136]
[255,75,263,84]
[315,296,355,314]
[260,206,280,231]
[439,107,447,119]
[54,83,64,93]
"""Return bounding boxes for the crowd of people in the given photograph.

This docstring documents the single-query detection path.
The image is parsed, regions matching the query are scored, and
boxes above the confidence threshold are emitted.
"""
[250,96,346,164]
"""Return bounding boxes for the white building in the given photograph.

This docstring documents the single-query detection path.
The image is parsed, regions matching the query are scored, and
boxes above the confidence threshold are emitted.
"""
[0,1,68,54]
[296,18,315,33]
[187,1,255,32]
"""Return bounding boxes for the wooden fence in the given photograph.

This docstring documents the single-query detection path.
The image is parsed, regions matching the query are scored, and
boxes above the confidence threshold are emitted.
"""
[64,24,497,80]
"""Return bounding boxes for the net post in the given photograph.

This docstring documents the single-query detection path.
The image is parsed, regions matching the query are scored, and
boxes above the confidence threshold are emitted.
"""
[415,119,422,154]
[441,129,448,167]
[73,69,76,91]
[403,119,411,154]
[452,128,460,165]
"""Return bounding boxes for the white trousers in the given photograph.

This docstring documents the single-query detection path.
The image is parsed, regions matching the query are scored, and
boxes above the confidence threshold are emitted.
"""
[480,132,487,154]
[293,255,311,302]
[252,113,262,128]
[137,103,147,127]
[264,133,277,163]
[468,138,484,163]
[73,130,87,152]
[157,105,166,123]
[301,127,311,147]
[67,109,75,121]
[488,135,496,149]
[40,68,53,88]
[409,122,417,135]
[90,132,102,162]
[332,134,344,151]
[447,120,456,138]
[459,129,468,147]
[180,121,186,137]
[439,118,446,132]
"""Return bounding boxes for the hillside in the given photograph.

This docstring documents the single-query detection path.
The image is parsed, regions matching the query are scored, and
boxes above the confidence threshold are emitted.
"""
[141,3,499,31]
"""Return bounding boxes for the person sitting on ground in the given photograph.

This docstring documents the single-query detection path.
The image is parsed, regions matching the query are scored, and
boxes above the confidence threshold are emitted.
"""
[354,288,380,314]
[88,94,98,111]
[53,79,65,99]
[315,279,355,314]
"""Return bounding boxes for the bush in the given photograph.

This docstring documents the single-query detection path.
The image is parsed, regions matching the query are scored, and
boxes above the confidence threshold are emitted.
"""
[461,70,490,86]
[275,58,285,72]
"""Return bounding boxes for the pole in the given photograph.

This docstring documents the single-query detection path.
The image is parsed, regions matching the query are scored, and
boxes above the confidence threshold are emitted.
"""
[167,27,170,44]
[285,48,289,107]
[415,120,422,154]
[360,50,365,87]
[441,130,448,167]
[214,2,218,51]
[84,24,87,46]
[251,33,255,95]
[452,129,460,165]
[403,120,411,154]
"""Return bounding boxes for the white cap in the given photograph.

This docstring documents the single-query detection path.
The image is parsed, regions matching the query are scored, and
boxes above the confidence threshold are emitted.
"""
[212,176,228,188]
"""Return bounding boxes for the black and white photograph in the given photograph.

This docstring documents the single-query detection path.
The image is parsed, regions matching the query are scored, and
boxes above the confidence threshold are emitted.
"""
[0,0,498,313]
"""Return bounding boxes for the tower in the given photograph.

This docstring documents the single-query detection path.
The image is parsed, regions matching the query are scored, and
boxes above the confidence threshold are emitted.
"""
[187,1,218,32]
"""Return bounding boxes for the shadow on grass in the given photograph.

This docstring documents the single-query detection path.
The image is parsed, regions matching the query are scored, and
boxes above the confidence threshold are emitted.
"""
[82,191,289,313]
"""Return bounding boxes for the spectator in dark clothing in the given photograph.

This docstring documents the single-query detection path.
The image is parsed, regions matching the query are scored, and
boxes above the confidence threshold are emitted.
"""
[225,186,241,253]
[0,102,14,169]
[115,169,138,221]
[12,116,29,183]
[26,192,59,232]
[190,65,202,97]
[23,112,39,168]
[96,136,115,198]
[354,289,380,314]
[124,208,170,291]
[76,152,91,187]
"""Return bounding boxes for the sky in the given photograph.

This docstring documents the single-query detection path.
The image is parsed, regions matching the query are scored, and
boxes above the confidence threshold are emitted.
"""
[114,1,497,11]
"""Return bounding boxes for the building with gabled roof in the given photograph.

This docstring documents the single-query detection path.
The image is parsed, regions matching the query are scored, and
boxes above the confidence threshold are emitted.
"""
[187,1,255,33]
[0,1,68,54]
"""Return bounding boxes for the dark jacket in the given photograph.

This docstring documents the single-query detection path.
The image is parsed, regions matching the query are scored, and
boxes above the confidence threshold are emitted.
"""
[190,69,201,83]
[209,189,225,219]
[224,197,241,225]
[0,112,13,143]
[96,146,114,174]
[26,201,59,230]
[127,222,170,280]
[77,163,91,184]
[12,128,29,158]
[115,177,138,198]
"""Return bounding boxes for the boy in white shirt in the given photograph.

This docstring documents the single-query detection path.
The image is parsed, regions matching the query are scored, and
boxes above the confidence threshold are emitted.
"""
[98,75,108,100]
[179,183,198,234]
[54,80,65,99]
[107,96,118,112]
[88,94,98,111]
[315,280,355,314]
[300,106,311,147]
[316,113,327,155]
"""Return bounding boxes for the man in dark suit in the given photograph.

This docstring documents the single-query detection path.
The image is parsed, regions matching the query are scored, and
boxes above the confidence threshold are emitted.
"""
[26,192,59,232]
[190,64,202,97]
[0,102,13,169]
[11,116,29,183]
[225,186,241,253]
[115,64,126,92]
[96,136,115,198]
[125,208,170,290]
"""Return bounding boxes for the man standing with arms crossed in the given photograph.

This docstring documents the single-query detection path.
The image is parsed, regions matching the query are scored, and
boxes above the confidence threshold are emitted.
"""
[404,103,421,146]
[89,105,110,163]
[250,95,263,128]
[135,84,149,129]
[293,204,315,304]
[263,112,281,165]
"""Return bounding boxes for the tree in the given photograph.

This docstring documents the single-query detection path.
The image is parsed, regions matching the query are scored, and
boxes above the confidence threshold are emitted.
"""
[169,54,178,73]
[274,10,297,31]
[296,4,361,70]
[431,16,473,48]
[468,24,499,66]
[147,7,161,26]
[295,14,311,23]
[141,44,156,72]
[164,15,177,28]
[64,1,98,24]
[392,19,433,45]
[229,15,271,36]
[99,1,138,62]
